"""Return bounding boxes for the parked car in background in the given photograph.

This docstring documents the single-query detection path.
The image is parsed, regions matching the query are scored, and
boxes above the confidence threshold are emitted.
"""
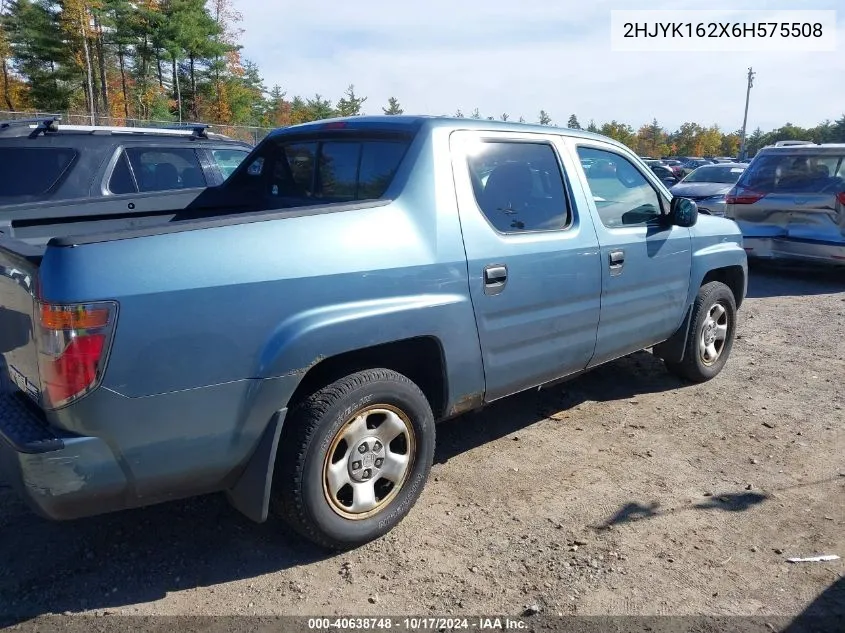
[678,158,716,178]
[0,116,252,209]
[0,115,747,551]
[725,143,845,265]
[661,159,684,174]
[644,160,681,186]
[670,163,747,217]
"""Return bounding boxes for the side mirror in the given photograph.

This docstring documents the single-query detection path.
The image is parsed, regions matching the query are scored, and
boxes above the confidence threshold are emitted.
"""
[670,196,698,227]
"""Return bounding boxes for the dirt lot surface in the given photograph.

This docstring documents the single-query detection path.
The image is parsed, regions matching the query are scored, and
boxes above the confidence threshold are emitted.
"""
[1,263,843,626]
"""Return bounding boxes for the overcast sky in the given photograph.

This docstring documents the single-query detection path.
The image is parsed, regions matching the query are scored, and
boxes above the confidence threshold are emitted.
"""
[236,0,844,132]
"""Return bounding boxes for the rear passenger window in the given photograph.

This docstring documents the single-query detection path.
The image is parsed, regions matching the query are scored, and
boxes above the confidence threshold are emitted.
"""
[466,141,570,233]
[108,153,136,194]
[125,147,206,192]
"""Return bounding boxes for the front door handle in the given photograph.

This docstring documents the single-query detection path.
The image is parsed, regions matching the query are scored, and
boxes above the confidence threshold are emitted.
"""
[483,264,508,295]
[609,250,625,276]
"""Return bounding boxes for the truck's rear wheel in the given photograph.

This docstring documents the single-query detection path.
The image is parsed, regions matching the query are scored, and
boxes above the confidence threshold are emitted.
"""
[665,281,737,383]
[271,368,435,550]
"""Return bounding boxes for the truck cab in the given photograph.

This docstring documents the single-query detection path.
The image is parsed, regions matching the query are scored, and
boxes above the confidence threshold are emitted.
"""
[0,116,747,551]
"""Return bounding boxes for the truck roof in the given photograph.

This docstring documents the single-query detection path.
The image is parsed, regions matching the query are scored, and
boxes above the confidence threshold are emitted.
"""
[268,114,625,149]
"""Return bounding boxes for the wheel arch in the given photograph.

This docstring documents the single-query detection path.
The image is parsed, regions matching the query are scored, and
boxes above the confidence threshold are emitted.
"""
[654,266,743,364]
[225,335,453,524]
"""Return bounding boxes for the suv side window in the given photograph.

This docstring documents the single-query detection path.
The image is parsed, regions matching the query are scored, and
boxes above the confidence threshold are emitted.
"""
[108,152,136,194]
[0,147,77,201]
[124,147,206,192]
[211,148,250,180]
[466,140,570,233]
[577,146,663,228]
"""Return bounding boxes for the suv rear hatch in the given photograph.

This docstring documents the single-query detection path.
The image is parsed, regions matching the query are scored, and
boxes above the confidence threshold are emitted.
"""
[0,238,42,403]
[727,149,845,248]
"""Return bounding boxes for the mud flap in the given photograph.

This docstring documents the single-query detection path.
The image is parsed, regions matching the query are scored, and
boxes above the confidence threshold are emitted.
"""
[653,306,692,364]
[225,408,286,523]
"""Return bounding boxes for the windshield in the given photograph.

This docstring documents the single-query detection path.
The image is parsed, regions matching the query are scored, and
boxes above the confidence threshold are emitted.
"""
[682,165,745,184]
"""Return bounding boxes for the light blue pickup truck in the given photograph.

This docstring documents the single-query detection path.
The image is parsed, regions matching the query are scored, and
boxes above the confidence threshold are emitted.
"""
[0,116,747,550]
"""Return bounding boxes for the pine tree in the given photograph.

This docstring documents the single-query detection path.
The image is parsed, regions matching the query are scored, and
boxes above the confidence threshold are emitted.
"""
[4,0,80,111]
[586,119,598,132]
[0,0,28,109]
[382,96,403,115]
[305,93,334,120]
[539,110,552,125]
[567,114,580,129]
[500,113,509,121]
[454,108,463,118]
[336,83,366,116]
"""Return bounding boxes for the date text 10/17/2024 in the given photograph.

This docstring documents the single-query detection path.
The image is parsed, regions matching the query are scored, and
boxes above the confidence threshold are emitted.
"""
[307,617,529,631]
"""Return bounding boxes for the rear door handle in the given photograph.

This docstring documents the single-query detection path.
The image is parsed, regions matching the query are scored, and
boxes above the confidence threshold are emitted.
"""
[609,250,625,276]
[483,264,508,295]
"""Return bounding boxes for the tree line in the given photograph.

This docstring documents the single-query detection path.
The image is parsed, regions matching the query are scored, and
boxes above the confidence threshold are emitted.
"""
[1,0,843,157]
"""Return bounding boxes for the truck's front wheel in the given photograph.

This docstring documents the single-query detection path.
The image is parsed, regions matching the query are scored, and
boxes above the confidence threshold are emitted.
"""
[665,281,737,383]
[271,368,435,550]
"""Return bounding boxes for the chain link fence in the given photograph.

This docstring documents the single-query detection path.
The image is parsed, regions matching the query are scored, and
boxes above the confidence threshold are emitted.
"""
[0,111,275,145]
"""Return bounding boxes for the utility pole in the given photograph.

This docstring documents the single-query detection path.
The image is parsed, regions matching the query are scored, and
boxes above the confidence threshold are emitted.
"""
[738,67,755,160]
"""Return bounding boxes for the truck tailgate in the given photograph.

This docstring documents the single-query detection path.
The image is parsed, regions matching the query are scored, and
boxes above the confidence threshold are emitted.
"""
[0,238,42,403]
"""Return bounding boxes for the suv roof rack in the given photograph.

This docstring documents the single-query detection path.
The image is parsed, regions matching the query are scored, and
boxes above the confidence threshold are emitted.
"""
[0,117,219,140]
[0,115,62,136]
[772,140,815,147]
[55,122,213,138]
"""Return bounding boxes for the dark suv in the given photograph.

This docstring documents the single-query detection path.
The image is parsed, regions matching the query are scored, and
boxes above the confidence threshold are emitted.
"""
[0,116,252,206]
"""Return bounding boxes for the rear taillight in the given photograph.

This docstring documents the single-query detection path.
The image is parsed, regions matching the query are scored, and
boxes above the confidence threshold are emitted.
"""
[726,186,764,205]
[837,192,845,206]
[35,301,117,409]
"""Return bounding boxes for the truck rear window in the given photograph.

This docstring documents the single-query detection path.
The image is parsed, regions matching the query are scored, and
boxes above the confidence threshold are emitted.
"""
[0,147,77,200]
[240,134,411,205]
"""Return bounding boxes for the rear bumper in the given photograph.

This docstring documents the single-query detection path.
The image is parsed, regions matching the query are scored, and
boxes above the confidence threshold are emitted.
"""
[742,236,845,266]
[0,392,128,520]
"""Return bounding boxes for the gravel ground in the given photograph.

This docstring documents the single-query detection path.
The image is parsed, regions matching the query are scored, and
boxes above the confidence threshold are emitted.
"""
[0,262,843,626]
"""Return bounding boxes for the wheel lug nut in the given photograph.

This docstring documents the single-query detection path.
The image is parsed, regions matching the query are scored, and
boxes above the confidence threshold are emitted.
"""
[373,441,382,452]
[352,461,362,470]
[362,469,372,479]
[358,443,368,454]
[374,458,383,468]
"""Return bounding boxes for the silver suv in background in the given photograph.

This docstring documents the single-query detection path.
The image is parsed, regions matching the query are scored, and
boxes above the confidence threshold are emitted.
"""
[725,144,845,265]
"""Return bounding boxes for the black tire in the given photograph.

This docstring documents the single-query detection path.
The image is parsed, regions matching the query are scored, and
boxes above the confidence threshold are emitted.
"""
[665,281,737,383]
[271,368,435,550]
